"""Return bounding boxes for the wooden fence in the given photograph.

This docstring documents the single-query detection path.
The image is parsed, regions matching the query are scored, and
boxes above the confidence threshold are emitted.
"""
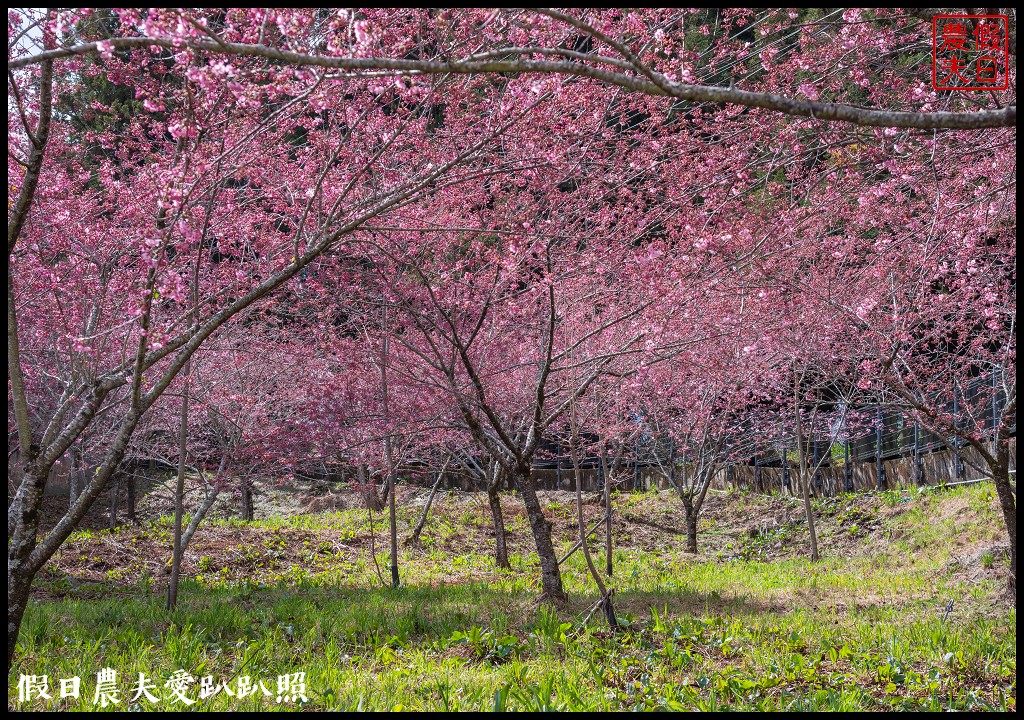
[444,438,1016,496]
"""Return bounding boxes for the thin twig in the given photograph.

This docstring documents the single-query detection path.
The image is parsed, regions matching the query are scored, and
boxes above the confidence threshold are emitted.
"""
[558,512,610,565]
[367,507,386,587]
[576,595,606,628]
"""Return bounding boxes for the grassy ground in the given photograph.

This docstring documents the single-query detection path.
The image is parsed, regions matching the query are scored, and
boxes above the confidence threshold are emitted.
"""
[10,483,1016,711]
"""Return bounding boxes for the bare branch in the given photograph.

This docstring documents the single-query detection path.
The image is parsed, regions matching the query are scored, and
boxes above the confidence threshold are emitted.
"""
[9,37,1015,129]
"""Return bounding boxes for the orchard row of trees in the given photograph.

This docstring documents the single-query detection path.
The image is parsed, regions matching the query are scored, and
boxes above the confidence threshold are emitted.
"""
[8,8,1015,671]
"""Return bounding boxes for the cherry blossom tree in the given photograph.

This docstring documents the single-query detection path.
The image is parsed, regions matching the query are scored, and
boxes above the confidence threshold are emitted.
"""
[8,7,1016,670]
[7,7,556,667]
[843,166,1016,591]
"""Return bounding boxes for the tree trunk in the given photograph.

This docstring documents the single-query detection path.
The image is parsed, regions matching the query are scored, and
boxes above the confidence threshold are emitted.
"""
[681,496,698,553]
[7,465,47,672]
[126,474,136,523]
[7,42,55,672]
[180,483,221,550]
[377,310,399,588]
[601,447,613,576]
[993,469,1015,595]
[487,482,511,570]
[167,362,191,609]
[8,403,145,672]
[794,371,820,562]
[990,439,1016,595]
[108,475,119,530]
[799,468,819,561]
[7,567,33,675]
[570,434,617,630]
[240,478,254,521]
[385,446,399,589]
[514,466,566,603]
[408,470,443,545]
[168,217,204,610]
[358,464,379,511]
[69,446,82,510]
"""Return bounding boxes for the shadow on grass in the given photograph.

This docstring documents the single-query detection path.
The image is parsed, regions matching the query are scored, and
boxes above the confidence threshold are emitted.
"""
[23,579,538,652]
[22,575,795,662]
[612,589,787,619]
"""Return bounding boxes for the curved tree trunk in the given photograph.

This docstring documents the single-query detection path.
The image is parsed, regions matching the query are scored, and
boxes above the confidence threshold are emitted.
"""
[180,455,229,551]
[180,484,219,550]
[570,432,617,630]
[8,466,46,672]
[8,402,144,672]
[514,466,566,603]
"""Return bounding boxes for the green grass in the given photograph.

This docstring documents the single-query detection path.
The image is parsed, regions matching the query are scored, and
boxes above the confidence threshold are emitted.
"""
[10,484,1016,711]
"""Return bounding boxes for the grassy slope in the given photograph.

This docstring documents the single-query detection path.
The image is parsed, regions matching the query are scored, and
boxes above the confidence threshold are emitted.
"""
[10,483,1016,711]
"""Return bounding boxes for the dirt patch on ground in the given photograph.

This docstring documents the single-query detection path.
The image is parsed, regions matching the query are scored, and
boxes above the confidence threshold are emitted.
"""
[33,470,363,536]
[40,521,367,600]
